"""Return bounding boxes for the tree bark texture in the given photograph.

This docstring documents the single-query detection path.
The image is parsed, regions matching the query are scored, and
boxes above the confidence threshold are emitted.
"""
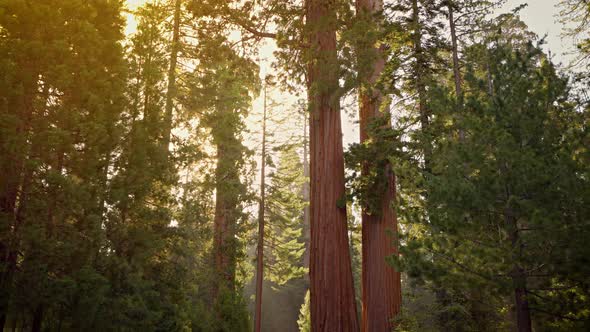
[213,142,238,294]
[306,0,360,330]
[356,0,402,330]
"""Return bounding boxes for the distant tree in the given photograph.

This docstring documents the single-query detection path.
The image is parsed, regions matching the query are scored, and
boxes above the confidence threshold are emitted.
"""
[187,37,260,330]
[265,144,307,286]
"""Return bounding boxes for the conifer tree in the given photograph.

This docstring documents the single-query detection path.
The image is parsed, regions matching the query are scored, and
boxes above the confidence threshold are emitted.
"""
[0,0,127,329]
[306,0,360,329]
[186,36,260,330]
[354,0,402,329]
[398,33,590,331]
[265,145,307,287]
[251,79,308,331]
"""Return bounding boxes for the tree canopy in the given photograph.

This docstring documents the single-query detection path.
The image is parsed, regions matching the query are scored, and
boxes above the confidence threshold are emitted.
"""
[0,0,588,331]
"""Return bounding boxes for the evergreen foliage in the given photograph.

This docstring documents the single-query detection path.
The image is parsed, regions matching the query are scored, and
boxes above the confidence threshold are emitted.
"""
[265,144,307,286]
[0,0,589,331]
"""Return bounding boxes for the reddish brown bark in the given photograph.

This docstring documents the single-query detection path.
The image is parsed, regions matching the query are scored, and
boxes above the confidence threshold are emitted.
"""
[359,91,402,332]
[513,271,532,332]
[306,0,359,331]
[447,1,466,143]
[213,143,237,292]
[360,168,402,332]
[356,1,402,330]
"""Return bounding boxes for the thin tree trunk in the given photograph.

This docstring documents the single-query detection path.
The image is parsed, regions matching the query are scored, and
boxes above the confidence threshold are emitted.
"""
[11,315,18,332]
[162,0,181,155]
[254,83,268,332]
[302,109,310,280]
[306,0,359,330]
[0,66,37,331]
[448,1,465,143]
[506,208,532,332]
[486,60,494,96]
[513,274,532,332]
[31,305,43,332]
[411,0,431,172]
[143,51,152,123]
[448,1,462,102]
[355,0,402,330]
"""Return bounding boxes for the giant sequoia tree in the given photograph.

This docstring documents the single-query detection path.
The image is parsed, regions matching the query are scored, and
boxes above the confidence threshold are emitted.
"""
[306,0,360,330]
[222,0,362,328]
[355,0,402,330]
[188,39,260,330]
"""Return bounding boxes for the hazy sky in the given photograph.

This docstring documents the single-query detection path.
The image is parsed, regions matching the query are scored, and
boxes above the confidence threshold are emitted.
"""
[500,0,575,64]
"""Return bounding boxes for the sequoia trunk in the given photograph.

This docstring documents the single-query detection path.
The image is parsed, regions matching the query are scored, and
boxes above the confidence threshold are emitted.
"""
[356,1,402,330]
[213,142,237,294]
[306,0,360,330]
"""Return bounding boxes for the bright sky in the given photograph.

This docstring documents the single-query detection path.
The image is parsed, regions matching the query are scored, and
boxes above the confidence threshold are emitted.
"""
[500,0,575,65]
[123,0,576,149]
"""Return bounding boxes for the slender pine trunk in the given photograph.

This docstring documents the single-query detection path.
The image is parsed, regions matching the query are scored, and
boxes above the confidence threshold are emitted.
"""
[0,66,37,331]
[506,207,532,332]
[448,1,465,143]
[411,0,431,172]
[162,0,181,156]
[31,305,43,332]
[448,1,462,102]
[254,84,268,332]
[302,110,310,279]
